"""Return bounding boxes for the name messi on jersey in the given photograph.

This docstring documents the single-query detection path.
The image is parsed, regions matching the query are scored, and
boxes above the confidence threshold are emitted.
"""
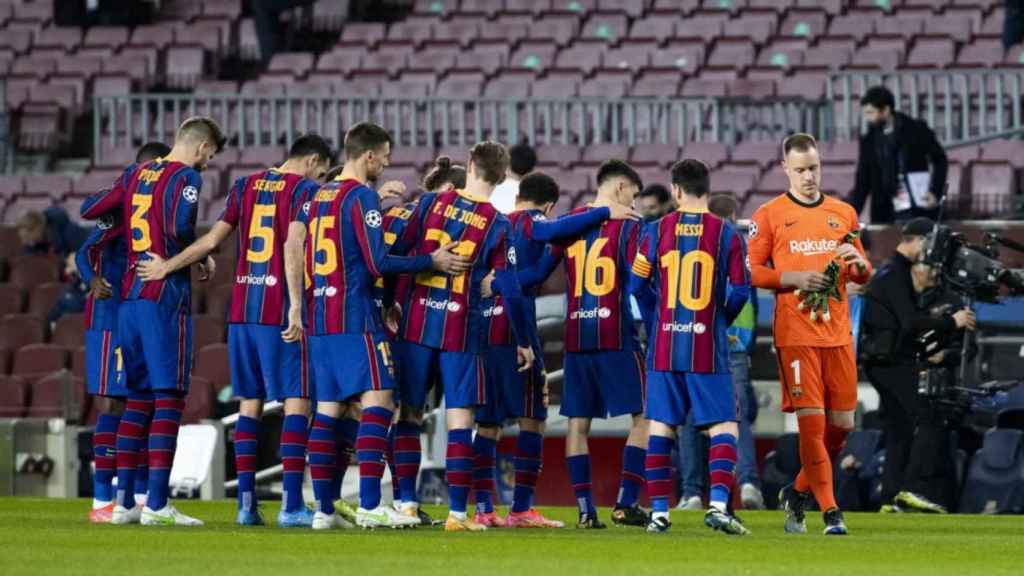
[675,223,704,236]
[790,238,838,256]
[433,203,488,230]
[253,179,286,193]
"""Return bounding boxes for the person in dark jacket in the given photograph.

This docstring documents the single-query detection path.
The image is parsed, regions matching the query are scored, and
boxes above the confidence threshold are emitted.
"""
[16,206,90,258]
[853,86,948,224]
[860,218,975,513]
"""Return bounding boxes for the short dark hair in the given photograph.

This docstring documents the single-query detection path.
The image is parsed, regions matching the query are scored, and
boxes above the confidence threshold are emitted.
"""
[782,133,818,156]
[324,164,345,181]
[861,85,896,111]
[136,141,170,163]
[288,133,333,163]
[596,159,642,190]
[177,116,227,153]
[637,183,671,204]
[708,193,739,221]
[422,156,467,191]
[518,172,560,205]
[670,159,710,198]
[469,141,510,186]
[508,143,537,177]
[344,122,393,160]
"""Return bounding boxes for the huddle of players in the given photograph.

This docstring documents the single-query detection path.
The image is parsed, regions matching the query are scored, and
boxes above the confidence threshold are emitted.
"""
[77,113,869,536]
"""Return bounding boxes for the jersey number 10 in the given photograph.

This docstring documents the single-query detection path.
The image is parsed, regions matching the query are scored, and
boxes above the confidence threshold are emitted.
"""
[660,249,715,311]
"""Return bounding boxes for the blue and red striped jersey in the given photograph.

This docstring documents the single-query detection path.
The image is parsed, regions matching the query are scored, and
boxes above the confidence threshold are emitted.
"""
[80,160,201,311]
[298,178,433,336]
[74,212,126,331]
[484,207,610,347]
[220,169,320,326]
[371,201,417,311]
[395,190,529,353]
[629,210,750,374]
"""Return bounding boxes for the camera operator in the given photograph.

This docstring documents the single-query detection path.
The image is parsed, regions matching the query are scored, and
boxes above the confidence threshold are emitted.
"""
[860,218,976,513]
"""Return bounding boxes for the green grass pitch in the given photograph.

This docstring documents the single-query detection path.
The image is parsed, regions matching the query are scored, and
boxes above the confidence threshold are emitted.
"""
[1,498,1021,576]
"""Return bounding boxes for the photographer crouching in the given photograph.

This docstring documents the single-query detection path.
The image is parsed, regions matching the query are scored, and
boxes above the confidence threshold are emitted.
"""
[860,218,976,513]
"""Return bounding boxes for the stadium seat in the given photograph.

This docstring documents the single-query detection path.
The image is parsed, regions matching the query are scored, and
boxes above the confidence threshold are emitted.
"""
[51,313,84,349]
[8,255,59,289]
[13,344,70,378]
[165,46,205,90]
[630,143,681,168]
[192,315,227,351]
[70,346,86,380]
[27,281,65,320]
[29,370,88,421]
[959,428,1024,514]
[681,143,729,170]
[0,284,25,317]
[0,375,28,417]
[182,376,215,424]
[0,315,46,351]
[969,162,1015,217]
[193,343,231,392]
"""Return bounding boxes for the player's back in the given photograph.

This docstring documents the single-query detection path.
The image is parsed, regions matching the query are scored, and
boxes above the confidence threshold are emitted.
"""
[398,190,511,352]
[749,193,860,348]
[483,208,546,348]
[223,168,320,326]
[80,216,127,332]
[303,178,388,336]
[558,206,640,352]
[119,159,202,309]
[638,210,746,373]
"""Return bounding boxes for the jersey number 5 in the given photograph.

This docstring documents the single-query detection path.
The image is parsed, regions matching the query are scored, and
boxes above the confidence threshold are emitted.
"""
[246,204,275,263]
[567,238,615,297]
[660,249,715,310]
[130,194,153,252]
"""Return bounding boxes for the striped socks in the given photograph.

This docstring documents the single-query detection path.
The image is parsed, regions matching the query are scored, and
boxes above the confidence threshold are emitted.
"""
[308,413,337,514]
[617,444,646,508]
[147,392,185,511]
[386,425,400,502]
[234,415,259,513]
[115,395,153,509]
[511,430,542,513]
[356,406,392,510]
[472,434,497,514]
[446,428,473,516]
[92,413,120,504]
[394,422,422,505]
[280,414,309,513]
[566,454,594,515]
[708,433,738,512]
[331,417,359,502]
[646,435,675,515]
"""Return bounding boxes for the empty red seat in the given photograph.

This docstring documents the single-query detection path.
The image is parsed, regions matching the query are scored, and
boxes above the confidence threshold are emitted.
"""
[828,15,874,40]
[128,24,176,50]
[0,375,28,417]
[165,46,205,90]
[193,343,231,392]
[803,38,853,69]
[580,143,630,167]
[723,14,778,44]
[391,147,438,170]
[958,39,1002,67]
[875,16,926,40]
[436,73,485,98]
[708,40,756,70]
[631,144,682,168]
[206,283,234,321]
[387,18,435,46]
[529,15,580,46]
[532,75,580,98]
[339,22,387,48]
[460,0,506,17]
[555,43,606,74]
[780,9,828,39]
[537,144,582,169]
[268,52,315,78]
[676,14,727,42]
[13,344,69,377]
[969,162,1015,217]
[603,44,651,71]
[35,26,83,52]
[8,255,59,290]
[628,17,676,42]
[433,17,484,47]
[312,0,350,31]
[710,169,757,199]
[907,37,956,68]
[582,14,628,43]
[192,314,227,351]
[182,376,215,424]
[0,285,25,317]
[630,73,681,97]
[4,197,57,224]
[980,139,1024,168]
[413,0,458,16]
[0,176,24,198]
[27,282,65,320]
[174,20,225,53]
[682,143,729,170]
[29,370,87,421]
[650,41,705,73]
[51,313,84,348]
[731,141,781,169]
[23,174,71,199]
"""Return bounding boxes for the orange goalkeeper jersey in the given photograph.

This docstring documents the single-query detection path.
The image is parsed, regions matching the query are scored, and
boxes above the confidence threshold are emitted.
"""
[748,192,871,348]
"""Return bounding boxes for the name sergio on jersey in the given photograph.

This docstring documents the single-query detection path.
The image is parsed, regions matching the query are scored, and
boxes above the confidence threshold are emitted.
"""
[570,306,612,320]
[789,238,838,256]
[253,179,286,193]
[236,273,279,287]
[433,203,488,230]
[662,321,707,334]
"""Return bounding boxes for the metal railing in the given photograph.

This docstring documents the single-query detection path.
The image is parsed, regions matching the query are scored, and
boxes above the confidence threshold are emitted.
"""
[828,69,1024,145]
[1,78,10,174]
[92,93,829,162]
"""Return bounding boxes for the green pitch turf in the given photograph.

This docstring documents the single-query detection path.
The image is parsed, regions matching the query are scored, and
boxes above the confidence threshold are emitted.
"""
[1,498,1021,576]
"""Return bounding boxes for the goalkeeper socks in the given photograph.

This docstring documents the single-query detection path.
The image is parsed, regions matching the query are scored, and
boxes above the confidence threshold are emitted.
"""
[796,413,838,511]
[147,392,185,511]
[308,413,337,514]
[115,395,153,509]
[92,413,120,504]
[472,434,497,514]
[356,406,392,510]
[446,428,474,514]
[567,454,595,515]
[616,444,646,508]
[280,414,309,513]
[708,433,738,511]
[331,416,359,501]
[234,415,260,513]
[394,421,422,504]
[511,430,542,513]
[645,435,675,514]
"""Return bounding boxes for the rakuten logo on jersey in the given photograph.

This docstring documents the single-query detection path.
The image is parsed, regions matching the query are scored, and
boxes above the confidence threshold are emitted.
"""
[789,238,838,256]
[482,305,504,318]
[313,285,338,298]
[236,274,279,287]
[419,297,462,313]
[661,321,707,334]
[570,307,612,320]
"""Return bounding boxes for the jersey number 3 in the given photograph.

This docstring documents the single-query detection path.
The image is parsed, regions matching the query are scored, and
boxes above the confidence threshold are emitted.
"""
[130,194,153,252]
[660,249,715,311]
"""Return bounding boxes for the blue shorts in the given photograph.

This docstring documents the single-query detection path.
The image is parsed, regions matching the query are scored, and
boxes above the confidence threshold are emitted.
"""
[645,370,737,428]
[561,349,645,419]
[118,299,192,392]
[476,346,547,425]
[229,324,310,401]
[396,341,483,411]
[85,329,128,397]
[309,332,394,402]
